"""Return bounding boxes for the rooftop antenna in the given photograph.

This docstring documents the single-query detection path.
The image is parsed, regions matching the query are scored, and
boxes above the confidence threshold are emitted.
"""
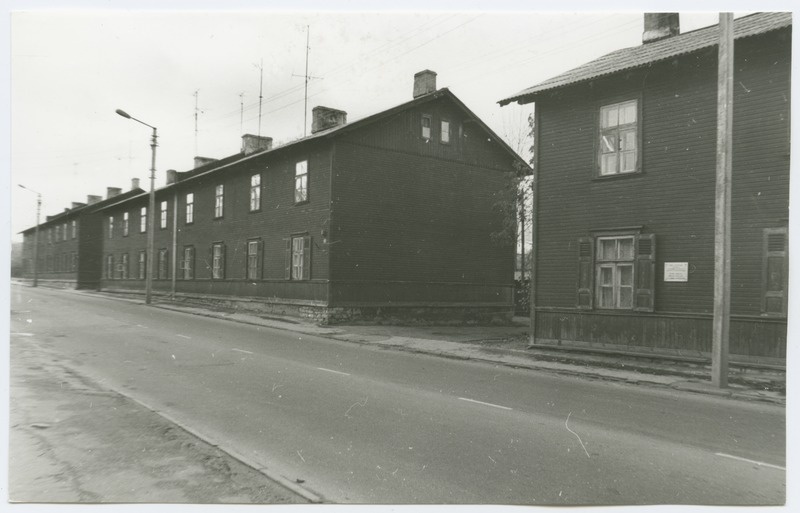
[239,92,245,136]
[254,59,264,137]
[193,89,200,155]
[292,25,322,137]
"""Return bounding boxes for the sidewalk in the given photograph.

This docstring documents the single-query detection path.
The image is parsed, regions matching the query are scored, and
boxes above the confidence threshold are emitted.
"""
[135,296,785,405]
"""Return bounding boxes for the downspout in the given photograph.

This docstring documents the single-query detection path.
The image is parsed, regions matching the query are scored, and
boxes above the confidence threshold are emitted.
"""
[528,104,540,347]
[171,190,178,297]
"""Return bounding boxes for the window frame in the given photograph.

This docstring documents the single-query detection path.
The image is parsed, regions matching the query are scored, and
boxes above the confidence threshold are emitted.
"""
[185,193,194,224]
[211,242,225,280]
[421,114,432,140]
[107,216,114,239]
[250,173,262,212]
[246,239,261,280]
[120,253,129,280]
[123,212,129,237]
[158,248,169,280]
[105,254,114,279]
[139,206,147,233]
[160,200,168,229]
[287,235,311,281]
[182,246,195,280]
[138,250,147,280]
[294,160,309,204]
[761,227,788,317]
[71,220,77,239]
[595,236,636,310]
[214,184,224,219]
[440,119,451,144]
[596,98,641,178]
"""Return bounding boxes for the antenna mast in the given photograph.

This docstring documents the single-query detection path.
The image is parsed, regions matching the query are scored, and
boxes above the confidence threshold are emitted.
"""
[258,59,263,137]
[193,89,200,155]
[239,92,245,136]
[304,25,310,136]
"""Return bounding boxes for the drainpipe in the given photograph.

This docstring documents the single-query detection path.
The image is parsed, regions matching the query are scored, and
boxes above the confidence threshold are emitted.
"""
[171,190,178,297]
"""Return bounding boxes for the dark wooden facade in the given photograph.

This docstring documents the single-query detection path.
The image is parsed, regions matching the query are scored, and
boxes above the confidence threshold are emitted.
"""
[501,14,790,360]
[94,87,523,323]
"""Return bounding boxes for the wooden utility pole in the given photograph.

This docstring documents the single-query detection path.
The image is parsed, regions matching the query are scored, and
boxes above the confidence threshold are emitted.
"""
[711,13,734,388]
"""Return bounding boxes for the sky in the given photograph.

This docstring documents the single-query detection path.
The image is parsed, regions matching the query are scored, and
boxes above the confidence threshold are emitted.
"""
[7,3,771,241]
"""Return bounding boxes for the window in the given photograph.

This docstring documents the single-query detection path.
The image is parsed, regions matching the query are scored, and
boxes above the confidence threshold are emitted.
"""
[182,246,195,279]
[294,161,308,203]
[107,217,114,239]
[106,254,114,279]
[63,223,68,241]
[123,212,129,236]
[286,235,311,280]
[762,227,788,316]
[185,193,194,224]
[577,233,655,311]
[55,225,60,242]
[250,174,261,211]
[120,253,129,280]
[441,120,450,144]
[599,99,638,176]
[421,114,432,140]
[247,240,261,280]
[211,243,225,279]
[214,185,224,218]
[71,220,77,239]
[71,252,77,272]
[140,207,147,233]
[158,249,169,280]
[138,250,147,280]
[160,201,168,229]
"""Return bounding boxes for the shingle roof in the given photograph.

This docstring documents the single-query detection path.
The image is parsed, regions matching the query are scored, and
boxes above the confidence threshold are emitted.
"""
[499,12,791,105]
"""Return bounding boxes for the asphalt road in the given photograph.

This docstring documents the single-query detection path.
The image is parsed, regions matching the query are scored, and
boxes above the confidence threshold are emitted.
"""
[9,285,786,505]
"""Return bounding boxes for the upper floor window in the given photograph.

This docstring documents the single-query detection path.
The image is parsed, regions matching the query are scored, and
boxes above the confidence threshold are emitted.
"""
[55,225,60,242]
[107,217,114,239]
[63,223,67,240]
[214,185,224,218]
[440,120,450,144]
[140,206,147,233]
[185,193,194,224]
[421,114,432,140]
[71,220,77,239]
[160,201,168,229]
[599,99,638,176]
[250,174,261,211]
[123,212,129,236]
[295,161,308,204]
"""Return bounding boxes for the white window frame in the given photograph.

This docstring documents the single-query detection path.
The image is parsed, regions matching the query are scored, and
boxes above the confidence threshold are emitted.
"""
[138,250,146,280]
[250,174,261,211]
[291,236,304,280]
[247,240,259,280]
[140,206,147,233]
[294,161,308,203]
[107,217,114,239]
[595,236,635,309]
[185,193,194,224]
[123,212,129,236]
[440,119,450,144]
[599,99,638,176]
[211,243,224,279]
[71,220,77,239]
[214,184,224,218]
[160,201,168,229]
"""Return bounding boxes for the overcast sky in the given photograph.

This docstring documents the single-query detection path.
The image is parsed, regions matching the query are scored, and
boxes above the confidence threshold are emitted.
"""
[5,2,792,240]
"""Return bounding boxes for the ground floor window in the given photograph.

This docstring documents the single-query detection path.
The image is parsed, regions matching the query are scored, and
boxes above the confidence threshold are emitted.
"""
[138,250,146,279]
[577,233,655,311]
[105,254,114,279]
[211,243,225,279]
[182,246,195,280]
[762,227,788,316]
[286,235,311,280]
[247,240,261,280]
[158,249,169,280]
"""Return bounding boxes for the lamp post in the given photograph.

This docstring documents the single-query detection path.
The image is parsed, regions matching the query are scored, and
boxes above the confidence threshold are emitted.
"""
[116,108,157,305]
[18,184,41,287]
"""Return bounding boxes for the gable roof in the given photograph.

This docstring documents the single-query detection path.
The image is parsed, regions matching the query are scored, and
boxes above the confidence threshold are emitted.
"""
[499,12,791,105]
[20,187,145,234]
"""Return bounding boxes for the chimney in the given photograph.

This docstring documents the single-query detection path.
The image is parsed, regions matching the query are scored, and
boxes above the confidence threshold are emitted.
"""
[71,202,86,209]
[86,195,102,205]
[643,13,680,43]
[413,70,437,98]
[241,134,273,155]
[166,169,178,185]
[131,178,140,190]
[311,106,347,134]
[106,187,122,199]
[194,156,219,168]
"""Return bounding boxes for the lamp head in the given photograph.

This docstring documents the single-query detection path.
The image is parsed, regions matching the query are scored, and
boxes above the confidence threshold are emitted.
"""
[115,109,131,119]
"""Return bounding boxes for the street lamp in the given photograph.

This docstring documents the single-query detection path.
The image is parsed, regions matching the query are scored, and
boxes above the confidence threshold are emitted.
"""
[116,108,158,305]
[18,184,41,288]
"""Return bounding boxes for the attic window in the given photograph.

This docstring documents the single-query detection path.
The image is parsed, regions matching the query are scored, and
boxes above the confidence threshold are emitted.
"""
[421,114,432,140]
[441,120,450,144]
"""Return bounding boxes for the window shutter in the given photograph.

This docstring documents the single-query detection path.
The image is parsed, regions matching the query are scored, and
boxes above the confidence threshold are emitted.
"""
[258,240,264,280]
[221,243,226,280]
[634,233,656,312]
[284,238,292,280]
[207,245,213,276]
[762,228,787,315]
[302,236,312,280]
[576,237,594,310]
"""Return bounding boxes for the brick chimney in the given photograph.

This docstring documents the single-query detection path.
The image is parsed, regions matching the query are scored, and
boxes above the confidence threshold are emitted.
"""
[71,202,86,209]
[413,70,437,98]
[241,135,273,155]
[194,156,219,168]
[311,106,347,134]
[131,178,140,190]
[106,187,122,199]
[643,13,680,43]
[86,195,102,205]
[166,169,178,185]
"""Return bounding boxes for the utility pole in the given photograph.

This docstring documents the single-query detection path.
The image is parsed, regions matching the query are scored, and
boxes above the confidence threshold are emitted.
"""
[711,13,734,388]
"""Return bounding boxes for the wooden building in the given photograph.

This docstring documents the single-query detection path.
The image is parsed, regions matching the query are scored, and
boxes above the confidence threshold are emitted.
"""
[20,184,144,289]
[93,71,526,323]
[500,13,790,360]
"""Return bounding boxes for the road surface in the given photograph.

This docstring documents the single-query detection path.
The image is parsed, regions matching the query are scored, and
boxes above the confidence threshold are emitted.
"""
[9,284,785,504]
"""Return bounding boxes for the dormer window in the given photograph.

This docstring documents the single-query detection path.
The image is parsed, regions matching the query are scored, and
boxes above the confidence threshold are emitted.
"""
[421,114,432,140]
[441,120,450,144]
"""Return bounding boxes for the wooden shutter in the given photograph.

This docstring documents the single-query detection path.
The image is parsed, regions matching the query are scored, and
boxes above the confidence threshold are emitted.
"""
[284,238,292,279]
[220,243,226,280]
[576,237,594,310]
[762,228,788,315]
[258,240,264,280]
[634,233,656,312]
[302,236,312,280]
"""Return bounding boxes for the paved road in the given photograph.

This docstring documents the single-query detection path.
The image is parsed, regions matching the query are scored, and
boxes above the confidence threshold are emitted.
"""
[10,285,785,504]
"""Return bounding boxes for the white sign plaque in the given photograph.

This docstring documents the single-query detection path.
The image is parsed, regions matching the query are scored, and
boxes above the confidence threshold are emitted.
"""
[664,262,689,282]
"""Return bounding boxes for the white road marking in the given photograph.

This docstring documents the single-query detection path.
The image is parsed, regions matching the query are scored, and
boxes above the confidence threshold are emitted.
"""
[136,324,148,328]
[175,334,191,339]
[458,397,512,410]
[715,452,785,470]
[317,367,351,376]
[11,333,34,337]
[232,348,254,355]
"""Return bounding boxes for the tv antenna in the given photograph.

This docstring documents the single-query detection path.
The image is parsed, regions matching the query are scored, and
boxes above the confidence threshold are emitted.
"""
[254,59,264,137]
[239,92,245,136]
[193,89,205,155]
[292,25,322,137]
